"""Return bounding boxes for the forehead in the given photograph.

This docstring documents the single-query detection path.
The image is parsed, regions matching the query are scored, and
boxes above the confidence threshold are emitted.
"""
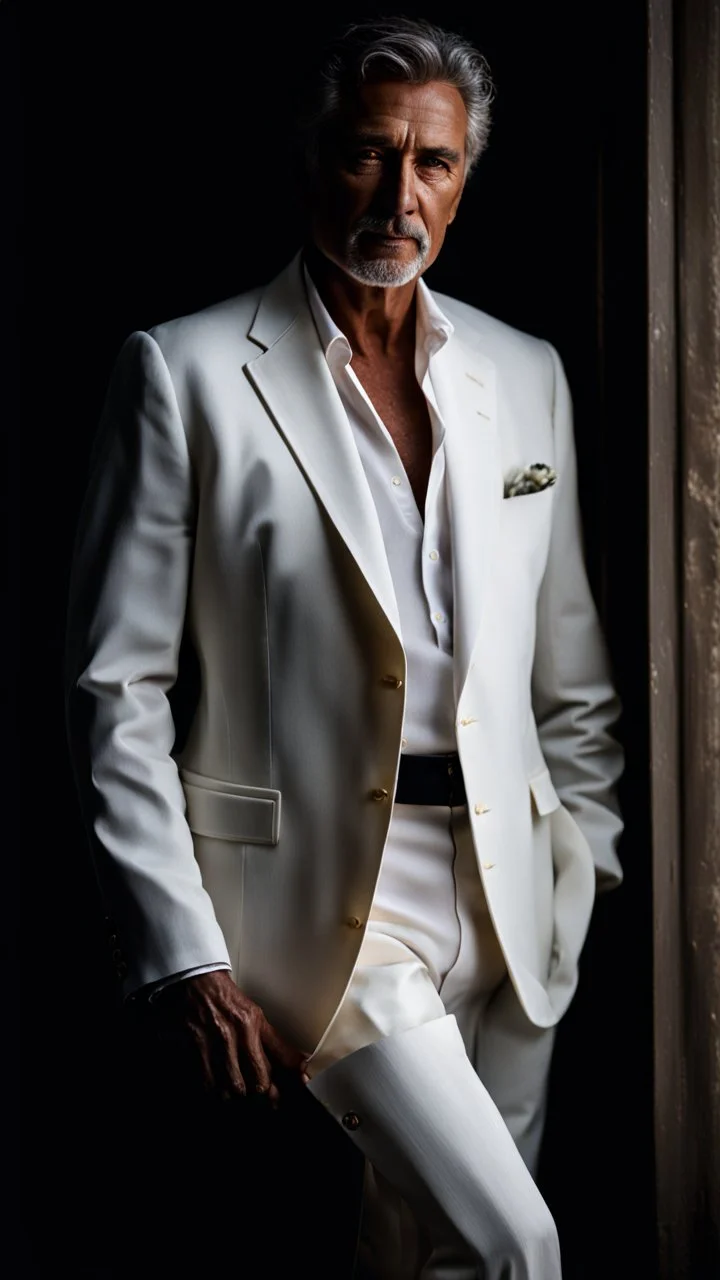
[339,79,467,148]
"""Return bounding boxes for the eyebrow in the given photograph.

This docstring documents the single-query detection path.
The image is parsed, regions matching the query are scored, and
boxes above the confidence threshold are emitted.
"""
[350,132,462,165]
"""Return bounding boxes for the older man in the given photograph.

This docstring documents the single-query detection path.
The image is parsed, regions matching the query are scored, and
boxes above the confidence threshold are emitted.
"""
[65,16,624,1279]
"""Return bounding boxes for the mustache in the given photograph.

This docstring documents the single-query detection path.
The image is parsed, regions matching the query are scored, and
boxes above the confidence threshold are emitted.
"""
[350,215,430,249]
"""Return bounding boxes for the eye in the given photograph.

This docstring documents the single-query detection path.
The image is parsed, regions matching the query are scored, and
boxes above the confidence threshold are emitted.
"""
[352,148,383,166]
[419,156,450,172]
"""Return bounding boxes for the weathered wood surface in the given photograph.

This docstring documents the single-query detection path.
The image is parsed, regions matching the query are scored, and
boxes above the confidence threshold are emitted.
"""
[677,0,720,1269]
[648,0,688,1273]
[650,0,720,1271]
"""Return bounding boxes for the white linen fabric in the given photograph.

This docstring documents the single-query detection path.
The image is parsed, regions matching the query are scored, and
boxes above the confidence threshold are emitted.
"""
[309,1006,560,1280]
[66,250,625,1275]
[141,260,462,1001]
[126,258,561,1276]
[65,251,625,1052]
[308,802,508,1076]
[307,802,556,1278]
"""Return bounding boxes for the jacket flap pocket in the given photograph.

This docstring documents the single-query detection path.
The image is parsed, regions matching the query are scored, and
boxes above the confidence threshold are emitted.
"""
[528,768,562,817]
[181,773,281,845]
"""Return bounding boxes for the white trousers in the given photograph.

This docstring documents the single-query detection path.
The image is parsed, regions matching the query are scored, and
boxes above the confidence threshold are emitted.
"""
[306,803,561,1280]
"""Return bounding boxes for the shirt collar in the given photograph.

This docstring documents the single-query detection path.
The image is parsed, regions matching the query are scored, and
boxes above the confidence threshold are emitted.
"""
[302,256,454,372]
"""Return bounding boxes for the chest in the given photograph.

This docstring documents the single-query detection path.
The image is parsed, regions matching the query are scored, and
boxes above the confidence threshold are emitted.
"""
[351,355,433,512]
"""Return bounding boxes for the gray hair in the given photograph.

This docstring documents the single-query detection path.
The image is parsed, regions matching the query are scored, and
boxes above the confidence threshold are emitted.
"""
[300,16,495,179]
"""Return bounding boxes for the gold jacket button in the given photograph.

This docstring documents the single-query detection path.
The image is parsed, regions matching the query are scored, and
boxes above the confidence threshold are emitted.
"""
[342,1111,362,1130]
[370,788,389,801]
[345,916,363,929]
[381,675,403,689]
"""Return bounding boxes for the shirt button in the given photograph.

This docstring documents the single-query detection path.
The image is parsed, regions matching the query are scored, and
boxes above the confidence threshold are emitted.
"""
[342,1112,362,1131]
[391,476,402,487]
[433,612,446,623]
[429,550,439,561]
[401,737,408,749]
[482,861,496,871]
[370,788,389,801]
[474,803,491,815]
[345,916,363,929]
[381,674,403,688]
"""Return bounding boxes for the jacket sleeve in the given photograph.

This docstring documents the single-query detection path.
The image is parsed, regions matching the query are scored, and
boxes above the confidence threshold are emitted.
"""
[531,341,625,891]
[64,331,232,996]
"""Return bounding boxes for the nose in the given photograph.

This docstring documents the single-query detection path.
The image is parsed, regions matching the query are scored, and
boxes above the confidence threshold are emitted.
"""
[378,154,419,220]
[395,156,419,216]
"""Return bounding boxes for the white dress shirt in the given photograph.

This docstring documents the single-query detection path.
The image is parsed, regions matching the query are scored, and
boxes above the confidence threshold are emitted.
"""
[147,260,460,1000]
[303,261,458,755]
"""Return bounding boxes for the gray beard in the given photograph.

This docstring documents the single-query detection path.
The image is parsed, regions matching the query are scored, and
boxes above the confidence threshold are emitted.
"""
[344,216,430,287]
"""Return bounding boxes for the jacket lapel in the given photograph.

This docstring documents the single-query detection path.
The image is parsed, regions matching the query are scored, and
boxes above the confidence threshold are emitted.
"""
[430,332,502,704]
[245,256,402,642]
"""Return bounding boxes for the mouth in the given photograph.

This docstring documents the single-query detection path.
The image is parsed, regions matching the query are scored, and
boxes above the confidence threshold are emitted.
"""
[364,233,416,247]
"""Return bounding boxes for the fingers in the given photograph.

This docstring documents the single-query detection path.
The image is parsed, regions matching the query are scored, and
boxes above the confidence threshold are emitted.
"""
[212,1020,248,1101]
[241,1027,275,1098]
[152,972,312,1108]
[213,1003,279,1107]
[238,1009,309,1109]
[261,1023,313,1104]
[262,1020,309,1077]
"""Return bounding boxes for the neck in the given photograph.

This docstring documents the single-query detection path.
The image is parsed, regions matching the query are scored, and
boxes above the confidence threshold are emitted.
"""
[304,242,418,358]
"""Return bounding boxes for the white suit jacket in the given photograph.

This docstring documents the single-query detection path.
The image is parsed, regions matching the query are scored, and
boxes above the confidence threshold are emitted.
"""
[65,252,624,1052]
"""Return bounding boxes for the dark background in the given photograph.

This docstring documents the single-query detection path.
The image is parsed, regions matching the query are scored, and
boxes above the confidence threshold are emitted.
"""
[8,0,653,1275]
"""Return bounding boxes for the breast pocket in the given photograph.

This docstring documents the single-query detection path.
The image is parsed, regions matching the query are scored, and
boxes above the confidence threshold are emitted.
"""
[500,486,554,574]
[501,484,554,521]
[180,768,282,845]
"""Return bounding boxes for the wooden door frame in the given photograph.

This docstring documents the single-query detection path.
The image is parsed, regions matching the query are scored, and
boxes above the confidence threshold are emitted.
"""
[648,0,720,1273]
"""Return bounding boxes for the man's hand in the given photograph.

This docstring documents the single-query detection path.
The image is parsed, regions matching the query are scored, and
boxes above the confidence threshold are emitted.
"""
[151,970,311,1108]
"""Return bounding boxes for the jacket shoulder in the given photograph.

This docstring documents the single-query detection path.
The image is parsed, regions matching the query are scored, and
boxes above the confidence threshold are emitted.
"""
[431,289,556,383]
[146,286,266,370]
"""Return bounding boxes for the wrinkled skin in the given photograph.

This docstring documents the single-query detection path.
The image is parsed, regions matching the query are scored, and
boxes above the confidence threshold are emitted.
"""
[152,969,311,1108]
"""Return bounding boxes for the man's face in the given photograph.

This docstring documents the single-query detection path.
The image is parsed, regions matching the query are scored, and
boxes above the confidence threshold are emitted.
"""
[309,79,468,288]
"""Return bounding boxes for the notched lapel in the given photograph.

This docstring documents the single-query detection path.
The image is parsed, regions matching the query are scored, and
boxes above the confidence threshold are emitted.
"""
[244,263,402,643]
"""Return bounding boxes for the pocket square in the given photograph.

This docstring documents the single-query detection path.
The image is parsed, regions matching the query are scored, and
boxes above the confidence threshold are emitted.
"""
[503,462,557,498]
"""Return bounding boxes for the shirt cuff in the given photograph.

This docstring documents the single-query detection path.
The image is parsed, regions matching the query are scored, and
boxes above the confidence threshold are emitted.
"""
[143,963,232,1004]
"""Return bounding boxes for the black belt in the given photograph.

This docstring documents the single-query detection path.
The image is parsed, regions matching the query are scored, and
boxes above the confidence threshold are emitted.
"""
[394,753,467,807]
